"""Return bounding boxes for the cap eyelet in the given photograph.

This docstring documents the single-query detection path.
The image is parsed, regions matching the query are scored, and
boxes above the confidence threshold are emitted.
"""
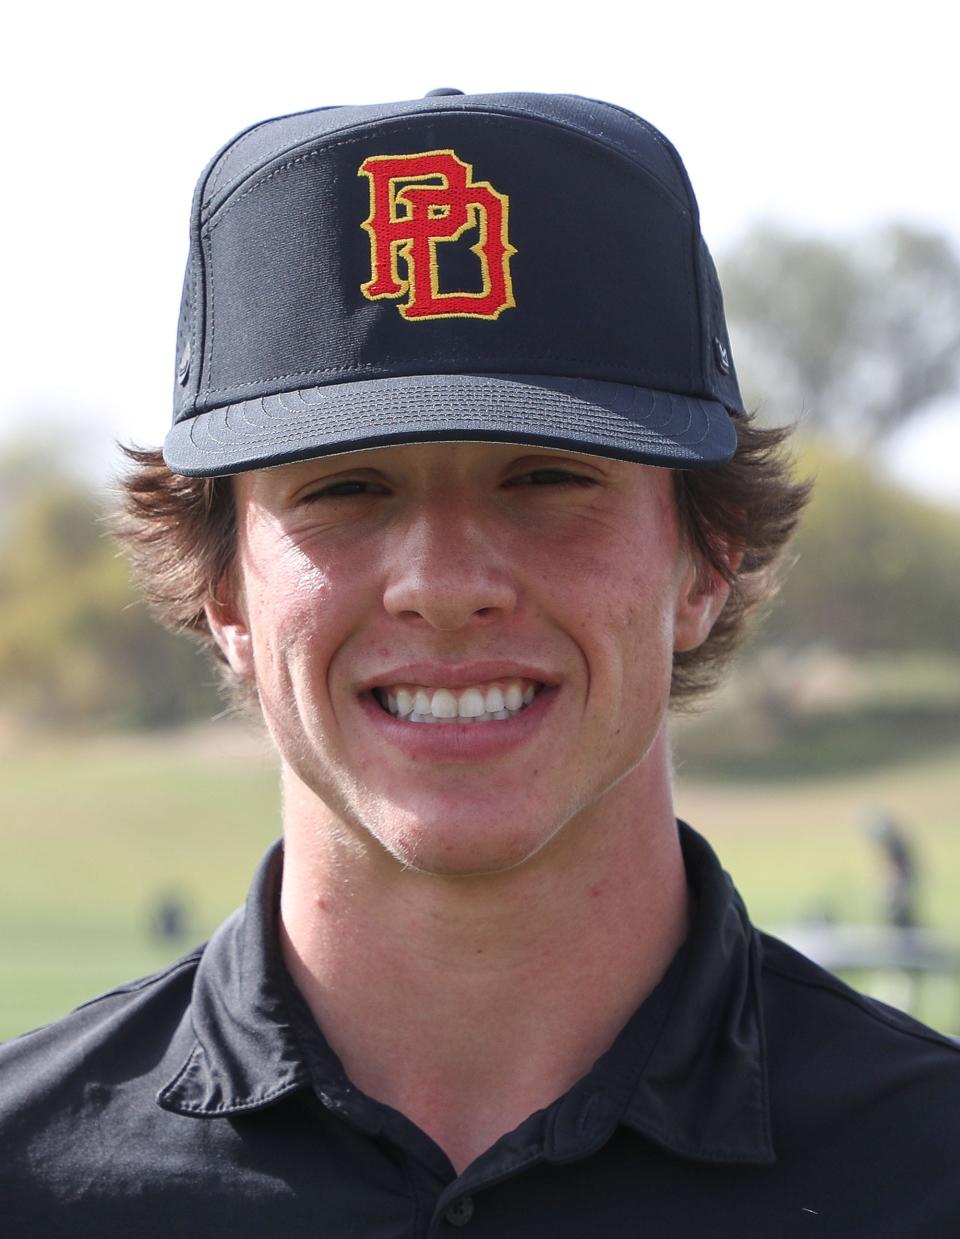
[177,340,191,385]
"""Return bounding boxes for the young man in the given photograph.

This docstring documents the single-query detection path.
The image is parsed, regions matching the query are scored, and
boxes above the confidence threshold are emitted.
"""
[3,90,958,1235]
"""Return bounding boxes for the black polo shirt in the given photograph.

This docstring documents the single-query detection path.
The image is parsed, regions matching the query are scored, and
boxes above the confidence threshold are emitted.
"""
[3,823,958,1236]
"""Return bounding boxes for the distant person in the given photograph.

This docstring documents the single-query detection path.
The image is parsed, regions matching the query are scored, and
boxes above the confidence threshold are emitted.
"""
[149,891,189,944]
[868,809,920,929]
[3,90,959,1235]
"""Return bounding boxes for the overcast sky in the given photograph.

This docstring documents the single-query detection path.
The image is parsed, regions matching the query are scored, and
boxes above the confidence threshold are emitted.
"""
[3,0,958,500]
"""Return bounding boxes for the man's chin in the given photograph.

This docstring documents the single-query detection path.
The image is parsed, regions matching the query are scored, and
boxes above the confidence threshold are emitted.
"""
[369,813,565,881]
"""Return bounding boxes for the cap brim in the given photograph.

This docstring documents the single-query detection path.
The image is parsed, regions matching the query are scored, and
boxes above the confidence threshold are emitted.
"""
[162,373,738,477]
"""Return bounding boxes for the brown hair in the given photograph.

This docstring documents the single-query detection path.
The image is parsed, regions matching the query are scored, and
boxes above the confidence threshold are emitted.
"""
[115,445,236,649]
[115,417,810,711]
[671,418,811,709]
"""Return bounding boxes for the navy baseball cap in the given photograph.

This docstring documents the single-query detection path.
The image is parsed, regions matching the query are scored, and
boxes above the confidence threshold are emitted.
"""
[163,90,744,477]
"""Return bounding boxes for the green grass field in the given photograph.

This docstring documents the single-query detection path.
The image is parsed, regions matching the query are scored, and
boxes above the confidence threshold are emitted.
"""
[2,726,960,1039]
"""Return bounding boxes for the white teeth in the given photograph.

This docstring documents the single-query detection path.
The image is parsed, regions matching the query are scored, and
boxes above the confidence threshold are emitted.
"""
[484,686,504,713]
[431,689,458,718]
[376,677,543,723]
[458,688,486,718]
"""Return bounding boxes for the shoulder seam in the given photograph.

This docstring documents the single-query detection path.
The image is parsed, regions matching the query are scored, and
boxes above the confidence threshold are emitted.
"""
[70,949,203,1014]
[761,942,960,1054]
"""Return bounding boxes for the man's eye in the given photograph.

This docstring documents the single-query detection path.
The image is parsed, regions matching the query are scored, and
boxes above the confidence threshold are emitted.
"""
[303,479,382,500]
[508,469,595,488]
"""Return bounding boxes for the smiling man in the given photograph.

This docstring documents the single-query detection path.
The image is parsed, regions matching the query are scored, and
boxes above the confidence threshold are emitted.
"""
[3,90,959,1236]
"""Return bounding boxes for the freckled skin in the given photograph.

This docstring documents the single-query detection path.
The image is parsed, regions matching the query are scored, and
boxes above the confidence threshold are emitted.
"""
[206,442,727,879]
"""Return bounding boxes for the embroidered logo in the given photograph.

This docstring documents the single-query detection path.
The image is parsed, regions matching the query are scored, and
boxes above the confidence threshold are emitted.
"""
[358,150,516,321]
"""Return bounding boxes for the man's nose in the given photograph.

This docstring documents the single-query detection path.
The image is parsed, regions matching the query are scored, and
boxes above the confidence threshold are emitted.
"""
[381,505,519,630]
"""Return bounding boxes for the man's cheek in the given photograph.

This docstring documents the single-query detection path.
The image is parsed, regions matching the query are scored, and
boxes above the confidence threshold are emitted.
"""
[250,559,337,644]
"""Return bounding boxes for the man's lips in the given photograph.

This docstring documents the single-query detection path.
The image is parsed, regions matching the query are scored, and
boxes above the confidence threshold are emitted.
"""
[357,661,558,694]
[372,678,542,722]
[355,681,558,759]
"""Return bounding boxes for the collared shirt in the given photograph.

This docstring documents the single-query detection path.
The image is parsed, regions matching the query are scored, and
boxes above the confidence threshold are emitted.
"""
[2,823,959,1236]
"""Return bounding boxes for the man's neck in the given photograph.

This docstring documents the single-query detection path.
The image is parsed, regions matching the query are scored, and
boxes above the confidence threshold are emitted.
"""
[278,748,688,1173]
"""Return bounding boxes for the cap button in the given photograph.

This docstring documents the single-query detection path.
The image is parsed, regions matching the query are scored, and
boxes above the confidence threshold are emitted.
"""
[177,339,191,386]
[425,87,464,97]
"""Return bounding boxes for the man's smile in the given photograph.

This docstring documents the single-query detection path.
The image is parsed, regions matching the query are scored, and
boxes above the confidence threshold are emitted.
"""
[372,678,542,723]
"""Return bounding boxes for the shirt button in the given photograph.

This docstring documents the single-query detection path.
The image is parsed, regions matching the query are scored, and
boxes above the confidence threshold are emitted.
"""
[444,1196,475,1226]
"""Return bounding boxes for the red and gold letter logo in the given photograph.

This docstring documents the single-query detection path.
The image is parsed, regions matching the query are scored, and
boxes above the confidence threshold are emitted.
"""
[358,150,516,321]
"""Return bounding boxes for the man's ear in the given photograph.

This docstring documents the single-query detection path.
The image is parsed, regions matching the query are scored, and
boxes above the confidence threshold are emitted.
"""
[672,543,742,654]
[204,584,255,678]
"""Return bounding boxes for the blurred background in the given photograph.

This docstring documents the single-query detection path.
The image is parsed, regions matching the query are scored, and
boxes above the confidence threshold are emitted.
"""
[2,0,958,1038]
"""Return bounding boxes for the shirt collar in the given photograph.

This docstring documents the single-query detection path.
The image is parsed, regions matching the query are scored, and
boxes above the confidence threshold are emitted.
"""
[620,824,774,1164]
[158,824,774,1165]
[540,824,773,1168]
[157,841,311,1117]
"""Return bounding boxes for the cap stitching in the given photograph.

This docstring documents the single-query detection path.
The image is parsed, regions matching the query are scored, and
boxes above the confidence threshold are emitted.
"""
[197,355,702,397]
[219,393,681,428]
[202,106,345,211]
[590,100,679,161]
[206,230,217,399]
[197,423,679,450]
[203,115,688,236]
[188,402,707,453]
[198,102,690,226]
[205,137,401,234]
[206,119,279,200]
[205,407,684,442]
